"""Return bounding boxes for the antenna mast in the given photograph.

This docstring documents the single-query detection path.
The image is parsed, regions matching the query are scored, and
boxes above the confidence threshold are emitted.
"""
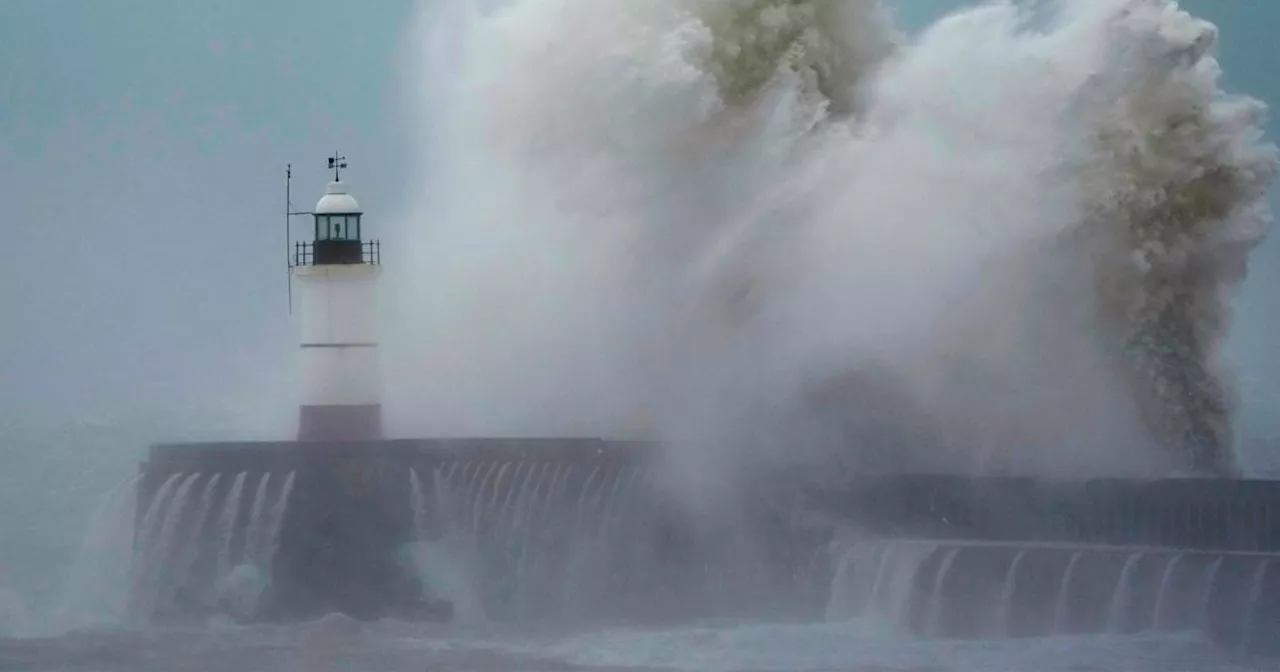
[286,164,293,314]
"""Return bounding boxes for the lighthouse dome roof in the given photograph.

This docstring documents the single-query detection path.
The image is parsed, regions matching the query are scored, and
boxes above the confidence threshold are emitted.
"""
[314,181,362,215]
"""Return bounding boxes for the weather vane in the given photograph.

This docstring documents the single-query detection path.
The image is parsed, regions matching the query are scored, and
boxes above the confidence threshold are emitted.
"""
[327,152,348,181]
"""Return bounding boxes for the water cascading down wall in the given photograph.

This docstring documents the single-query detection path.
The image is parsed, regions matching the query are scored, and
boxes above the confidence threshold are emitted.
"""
[134,439,825,625]
[134,438,1280,655]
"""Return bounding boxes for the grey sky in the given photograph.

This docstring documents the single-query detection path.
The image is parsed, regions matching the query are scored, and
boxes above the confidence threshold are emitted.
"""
[0,0,1277,604]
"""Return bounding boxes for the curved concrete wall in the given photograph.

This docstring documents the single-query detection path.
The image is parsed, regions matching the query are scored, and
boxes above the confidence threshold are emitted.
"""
[136,439,1280,654]
[824,539,1280,655]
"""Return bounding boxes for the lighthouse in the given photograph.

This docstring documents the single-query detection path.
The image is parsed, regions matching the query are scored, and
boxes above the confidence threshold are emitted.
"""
[291,155,383,441]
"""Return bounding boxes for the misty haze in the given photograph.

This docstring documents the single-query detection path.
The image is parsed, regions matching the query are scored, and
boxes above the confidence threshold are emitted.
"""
[3,0,1280,670]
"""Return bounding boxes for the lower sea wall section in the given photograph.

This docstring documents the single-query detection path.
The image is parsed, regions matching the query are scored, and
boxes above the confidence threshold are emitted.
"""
[135,439,1280,654]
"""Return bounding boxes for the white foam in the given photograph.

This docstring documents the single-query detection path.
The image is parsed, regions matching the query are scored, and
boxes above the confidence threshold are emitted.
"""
[385,0,1275,480]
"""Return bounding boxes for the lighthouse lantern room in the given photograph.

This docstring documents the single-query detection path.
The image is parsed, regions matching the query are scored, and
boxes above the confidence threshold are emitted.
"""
[290,154,383,441]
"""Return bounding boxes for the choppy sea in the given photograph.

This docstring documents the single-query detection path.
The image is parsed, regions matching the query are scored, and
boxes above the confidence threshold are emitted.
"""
[0,616,1270,672]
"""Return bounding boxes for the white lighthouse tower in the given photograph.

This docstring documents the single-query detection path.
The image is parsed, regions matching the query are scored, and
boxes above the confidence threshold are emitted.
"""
[291,155,383,441]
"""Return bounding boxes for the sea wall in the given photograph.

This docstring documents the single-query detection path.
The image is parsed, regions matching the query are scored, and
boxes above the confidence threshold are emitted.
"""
[136,439,1280,653]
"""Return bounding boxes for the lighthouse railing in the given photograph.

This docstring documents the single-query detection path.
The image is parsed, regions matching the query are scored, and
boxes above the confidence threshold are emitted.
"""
[293,240,380,266]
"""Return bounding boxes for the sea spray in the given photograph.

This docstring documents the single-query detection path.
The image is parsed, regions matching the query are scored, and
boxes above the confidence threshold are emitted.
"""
[49,474,140,631]
[387,0,1275,484]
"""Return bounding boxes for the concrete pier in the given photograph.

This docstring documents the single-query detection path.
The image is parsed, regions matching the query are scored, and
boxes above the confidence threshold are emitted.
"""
[136,438,1280,654]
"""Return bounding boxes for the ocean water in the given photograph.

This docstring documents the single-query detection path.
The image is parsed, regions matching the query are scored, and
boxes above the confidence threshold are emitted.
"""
[1,617,1270,672]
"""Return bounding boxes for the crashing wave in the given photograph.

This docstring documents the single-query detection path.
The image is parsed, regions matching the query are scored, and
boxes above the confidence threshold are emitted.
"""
[390,0,1276,477]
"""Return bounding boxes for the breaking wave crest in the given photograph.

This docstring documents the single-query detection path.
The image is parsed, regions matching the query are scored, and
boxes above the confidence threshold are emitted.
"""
[388,0,1276,478]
